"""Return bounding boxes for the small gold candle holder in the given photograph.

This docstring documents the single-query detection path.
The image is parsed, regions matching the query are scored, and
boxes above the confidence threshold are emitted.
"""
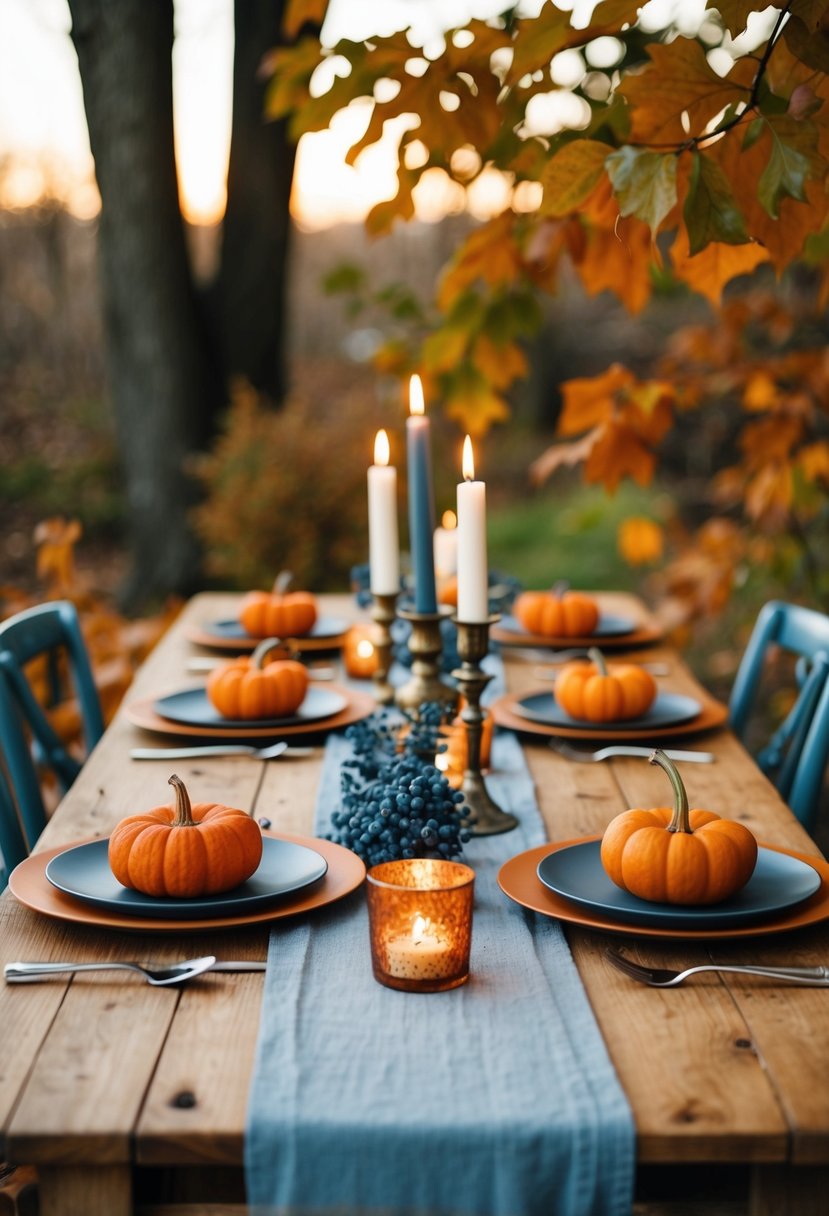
[452,615,518,836]
[366,858,475,992]
[370,592,398,705]
[394,607,458,716]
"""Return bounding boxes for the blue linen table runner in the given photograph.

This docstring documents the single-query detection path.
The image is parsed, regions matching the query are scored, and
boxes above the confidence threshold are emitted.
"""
[246,717,634,1216]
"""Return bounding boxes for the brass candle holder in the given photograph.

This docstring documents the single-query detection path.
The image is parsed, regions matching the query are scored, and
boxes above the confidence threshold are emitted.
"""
[394,607,458,716]
[370,591,398,706]
[452,614,518,836]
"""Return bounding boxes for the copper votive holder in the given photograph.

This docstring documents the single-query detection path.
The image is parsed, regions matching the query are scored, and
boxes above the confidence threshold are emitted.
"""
[366,859,475,993]
[394,607,458,716]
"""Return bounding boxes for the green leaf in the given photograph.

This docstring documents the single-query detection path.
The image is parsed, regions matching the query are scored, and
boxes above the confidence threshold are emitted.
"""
[758,115,818,218]
[540,140,610,217]
[322,263,366,295]
[742,116,764,151]
[605,147,677,236]
[684,151,750,255]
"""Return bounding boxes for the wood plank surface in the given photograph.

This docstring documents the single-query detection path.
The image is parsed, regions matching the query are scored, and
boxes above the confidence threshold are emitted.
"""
[1,589,828,1205]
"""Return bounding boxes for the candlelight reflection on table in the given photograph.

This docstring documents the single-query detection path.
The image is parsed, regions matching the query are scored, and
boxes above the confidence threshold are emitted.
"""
[366,858,475,992]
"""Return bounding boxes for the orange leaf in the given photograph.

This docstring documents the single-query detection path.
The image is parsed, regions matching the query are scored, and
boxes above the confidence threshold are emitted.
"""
[618,516,665,565]
[472,335,528,390]
[437,213,523,311]
[740,415,803,467]
[800,441,829,482]
[572,216,655,314]
[282,0,328,38]
[583,422,658,492]
[744,464,794,522]
[558,364,636,435]
[742,370,778,411]
[669,225,769,306]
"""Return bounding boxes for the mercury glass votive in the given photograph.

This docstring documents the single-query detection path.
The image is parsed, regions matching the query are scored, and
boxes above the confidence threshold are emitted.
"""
[366,859,475,993]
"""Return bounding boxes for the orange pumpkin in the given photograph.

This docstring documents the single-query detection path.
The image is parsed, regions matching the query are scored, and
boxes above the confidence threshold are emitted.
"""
[554,647,657,722]
[513,585,599,638]
[207,638,309,719]
[600,750,758,905]
[108,774,263,897]
[239,572,317,638]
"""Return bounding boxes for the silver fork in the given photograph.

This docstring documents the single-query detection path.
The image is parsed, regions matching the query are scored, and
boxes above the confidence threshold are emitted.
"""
[4,956,218,987]
[606,949,829,987]
[548,740,715,763]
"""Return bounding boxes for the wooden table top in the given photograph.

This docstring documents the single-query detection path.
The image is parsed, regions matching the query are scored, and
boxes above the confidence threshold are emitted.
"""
[2,590,828,1213]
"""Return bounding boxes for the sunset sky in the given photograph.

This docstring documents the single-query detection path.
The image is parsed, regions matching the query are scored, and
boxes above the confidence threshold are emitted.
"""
[0,0,510,227]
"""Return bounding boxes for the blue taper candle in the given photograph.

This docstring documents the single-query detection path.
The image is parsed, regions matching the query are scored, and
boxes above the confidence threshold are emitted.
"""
[406,374,437,613]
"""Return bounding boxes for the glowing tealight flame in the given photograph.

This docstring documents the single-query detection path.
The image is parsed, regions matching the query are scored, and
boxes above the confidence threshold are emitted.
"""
[412,914,430,941]
[374,429,390,466]
[356,638,375,659]
[441,509,457,530]
[409,374,425,417]
[462,434,475,482]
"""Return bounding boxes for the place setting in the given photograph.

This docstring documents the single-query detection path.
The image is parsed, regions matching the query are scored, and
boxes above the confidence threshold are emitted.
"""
[490,584,664,651]
[125,635,375,741]
[183,571,350,653]
[9,771,366,935]
[490,644,729,741]
[498,748,829,941]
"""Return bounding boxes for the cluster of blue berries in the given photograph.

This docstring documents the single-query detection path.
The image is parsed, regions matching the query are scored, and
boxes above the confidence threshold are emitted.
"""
[328,703,471,867]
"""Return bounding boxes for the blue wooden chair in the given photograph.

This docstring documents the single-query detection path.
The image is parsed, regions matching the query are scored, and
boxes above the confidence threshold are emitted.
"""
[0,601,104,881]
[729,600,829,832]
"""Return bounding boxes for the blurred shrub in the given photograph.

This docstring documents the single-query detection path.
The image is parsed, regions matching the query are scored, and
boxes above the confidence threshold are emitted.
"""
[192,380,387,591]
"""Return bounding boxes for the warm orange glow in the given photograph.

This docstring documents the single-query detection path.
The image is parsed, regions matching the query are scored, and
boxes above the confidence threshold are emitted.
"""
[374,429,390,466]
[357,638,375,659]
[409,374,425,417]
[441,509,457,530]
[462,435,475,482]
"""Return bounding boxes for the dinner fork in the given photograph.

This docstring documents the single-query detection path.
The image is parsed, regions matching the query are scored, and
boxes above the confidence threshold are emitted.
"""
[548,740,715,763]
[605,948,829,987]
[4,956,218,987]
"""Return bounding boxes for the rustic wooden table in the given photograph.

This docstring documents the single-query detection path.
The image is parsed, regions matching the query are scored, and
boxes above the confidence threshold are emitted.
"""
[1,591,828,1216]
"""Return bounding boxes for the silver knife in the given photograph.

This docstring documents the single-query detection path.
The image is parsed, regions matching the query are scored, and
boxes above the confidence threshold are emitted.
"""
[210,961,267,971]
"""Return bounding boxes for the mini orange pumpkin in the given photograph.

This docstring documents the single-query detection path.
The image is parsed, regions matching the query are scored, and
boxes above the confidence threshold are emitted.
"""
[239,571,317,638]
[554,647,657,722]
[600,750,758,905]
[513,583,599,638]
[207,638,309,719]
[108,774,263,897]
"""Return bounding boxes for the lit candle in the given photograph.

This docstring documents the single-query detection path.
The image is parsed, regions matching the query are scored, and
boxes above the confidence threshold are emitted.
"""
[406,375,437,614]
[456,435,489,622]
[433,509,458,580]
[368,429,400,596]
[385,914,454,981]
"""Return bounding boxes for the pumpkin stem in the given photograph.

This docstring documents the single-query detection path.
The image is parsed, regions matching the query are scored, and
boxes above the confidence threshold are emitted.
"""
[649,749,692,834]
[251,637,283,669]
[552,579,570,597]
[169,775,197,828]
[273,569,293,593]
[587,646,608,675]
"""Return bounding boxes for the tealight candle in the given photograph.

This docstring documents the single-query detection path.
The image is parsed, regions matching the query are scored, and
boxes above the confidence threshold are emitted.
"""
[406,375,437,614]
[366,858,475,993]
[343,623,379,679]
[456,435,489,623]
[368,429,400,596]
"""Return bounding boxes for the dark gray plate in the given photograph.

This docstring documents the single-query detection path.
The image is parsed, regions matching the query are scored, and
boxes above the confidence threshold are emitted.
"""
[153,685,346,730]
[512,690,701,732]
[537,841,821,929]
[209,616,348,642]
[498,613,635,639]
[46,836,328,919]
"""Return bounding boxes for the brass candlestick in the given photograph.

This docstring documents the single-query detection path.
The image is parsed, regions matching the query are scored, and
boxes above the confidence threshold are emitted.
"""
[370,591,398,706]
[452,614,518,836]
[395,607,458,715]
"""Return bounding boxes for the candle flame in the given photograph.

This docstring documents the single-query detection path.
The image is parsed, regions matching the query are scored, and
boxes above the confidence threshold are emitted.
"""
[356,638,374,659]
[409,374,425,417]
[411,914,430,941]
[441,509,457,530]
[462,434,475,482]
[374,429,390,466]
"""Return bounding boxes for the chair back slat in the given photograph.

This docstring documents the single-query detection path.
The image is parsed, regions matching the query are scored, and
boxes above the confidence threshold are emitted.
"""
[729,600,829,831]
[0,601,103,886]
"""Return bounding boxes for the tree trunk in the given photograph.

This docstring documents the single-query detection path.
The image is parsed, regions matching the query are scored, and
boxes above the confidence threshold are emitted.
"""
[68,0,222,608]
[217,0,297,406]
